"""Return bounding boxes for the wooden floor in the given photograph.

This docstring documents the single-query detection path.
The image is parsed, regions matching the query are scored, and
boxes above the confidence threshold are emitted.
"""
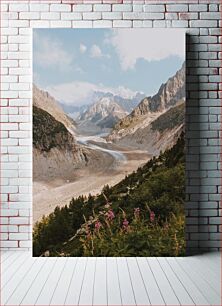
[1,251,221,306]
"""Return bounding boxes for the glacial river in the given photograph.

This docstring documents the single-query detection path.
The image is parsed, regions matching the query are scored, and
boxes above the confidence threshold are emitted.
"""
[76,134,127,163]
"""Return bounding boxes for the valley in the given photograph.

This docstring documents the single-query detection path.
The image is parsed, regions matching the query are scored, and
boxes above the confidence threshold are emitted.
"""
[33,63,185,224]
[33,132,150,222]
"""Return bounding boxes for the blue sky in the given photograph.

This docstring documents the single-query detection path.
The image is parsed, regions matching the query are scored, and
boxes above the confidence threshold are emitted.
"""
[33,29,185,106]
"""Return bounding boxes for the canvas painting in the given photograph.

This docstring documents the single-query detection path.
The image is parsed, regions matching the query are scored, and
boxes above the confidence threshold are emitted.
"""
[33,29,186,257]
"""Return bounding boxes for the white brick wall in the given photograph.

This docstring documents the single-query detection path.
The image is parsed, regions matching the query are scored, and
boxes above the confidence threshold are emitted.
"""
[0,0,221,254]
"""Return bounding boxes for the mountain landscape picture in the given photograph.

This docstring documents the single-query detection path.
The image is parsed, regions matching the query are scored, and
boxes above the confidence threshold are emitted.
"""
[33,29,186,257]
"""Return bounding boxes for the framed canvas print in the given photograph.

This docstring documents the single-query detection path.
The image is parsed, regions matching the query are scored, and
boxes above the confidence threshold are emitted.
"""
[33,29,186,257]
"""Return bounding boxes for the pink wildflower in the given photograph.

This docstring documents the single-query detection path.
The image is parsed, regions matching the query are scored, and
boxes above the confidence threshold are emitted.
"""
[95,220,102,231]
[122,218,129,231]
[85,225,91,240]
[106,209,115,221]
[134,207,140,219]
[150,211,155,222]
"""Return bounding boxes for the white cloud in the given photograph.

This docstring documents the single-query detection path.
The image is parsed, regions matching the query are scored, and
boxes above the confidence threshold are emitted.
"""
[108,29,185,70]
[90,44,103,58]
[114,86,141,99]
[34,32,73,69]
[79,43,87,54]
[89,44,110,59]
[44,81,140,106]
[45,82,96,106]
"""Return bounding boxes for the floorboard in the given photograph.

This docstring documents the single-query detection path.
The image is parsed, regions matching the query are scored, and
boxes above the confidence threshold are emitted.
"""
[2,251,21,273]
[2,257,36,305]
[117,257,136,305]
[1,253,28,289]
[36,258,67,305]
[107,258,122,306]
[127,257,150,305]
[49,258,76,306]
[176,257,221,305]
[186,256,220,294]
[1,251,220,306]
[64,257,87,305]
[157,258,195,305]
[20,258,57,305]
[78,257,96,306]
[93,257,107,305]
[5,258,45,305]
[137,257,165,305]
[147,257,180,305]
[167,257,210,305]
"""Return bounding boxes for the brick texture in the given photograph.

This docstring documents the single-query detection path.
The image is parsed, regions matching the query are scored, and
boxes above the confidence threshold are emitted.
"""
[0,0,221,254]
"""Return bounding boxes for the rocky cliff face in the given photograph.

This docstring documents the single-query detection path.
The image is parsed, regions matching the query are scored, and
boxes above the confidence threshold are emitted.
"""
[33,106,77,153]
[145,62,185,113]
[108,63,185,142]
[33,85,76,133]
[113,103,185,156]
[33,87,88,181]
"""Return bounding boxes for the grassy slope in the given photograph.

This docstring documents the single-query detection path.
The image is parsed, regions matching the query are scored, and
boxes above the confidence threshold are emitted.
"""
[33,133,185,257]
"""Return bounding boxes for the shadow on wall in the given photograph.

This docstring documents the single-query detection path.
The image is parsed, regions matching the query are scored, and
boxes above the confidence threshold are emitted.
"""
[185,33,201,255]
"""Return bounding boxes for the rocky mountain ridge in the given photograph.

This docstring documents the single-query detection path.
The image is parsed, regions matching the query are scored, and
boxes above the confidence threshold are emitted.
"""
[91,91,145,113]
[79,97,128,122]
[33,85,76,133]
[77,96,129,134]
[59,91,145,120]
[112,103,185,156]
[108,63,185,142]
